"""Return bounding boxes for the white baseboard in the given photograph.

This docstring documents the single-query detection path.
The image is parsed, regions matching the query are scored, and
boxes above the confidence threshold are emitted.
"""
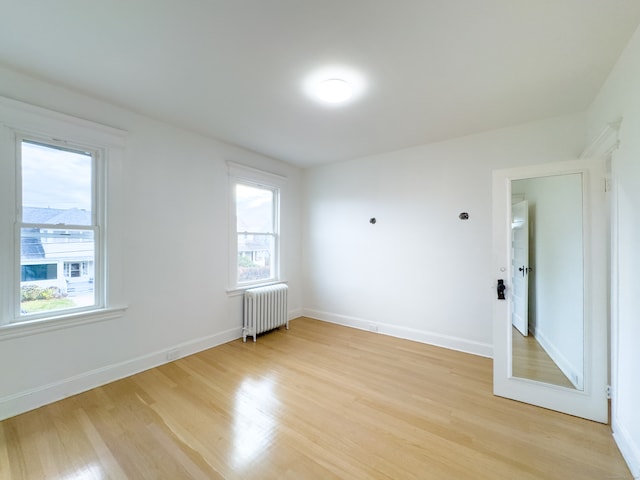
[613,416,640,479]
[0,326,242,421]
[301,308,493,358]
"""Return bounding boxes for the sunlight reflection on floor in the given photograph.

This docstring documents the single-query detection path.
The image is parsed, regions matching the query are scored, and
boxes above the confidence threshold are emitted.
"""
[232,375,280,469]
[60,463,104,480]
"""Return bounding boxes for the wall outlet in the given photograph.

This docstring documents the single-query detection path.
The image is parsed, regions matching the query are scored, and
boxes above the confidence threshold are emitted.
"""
[368,324,378,333]
[606,385,612,399]
[166,349,181,362]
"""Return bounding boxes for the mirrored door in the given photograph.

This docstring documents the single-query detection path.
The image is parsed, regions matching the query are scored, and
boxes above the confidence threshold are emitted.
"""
[492,158,608,423]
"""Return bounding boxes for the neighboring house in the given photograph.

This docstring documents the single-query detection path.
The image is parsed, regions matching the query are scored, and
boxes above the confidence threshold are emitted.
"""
[21,207,95,294]
[237,234,271,282]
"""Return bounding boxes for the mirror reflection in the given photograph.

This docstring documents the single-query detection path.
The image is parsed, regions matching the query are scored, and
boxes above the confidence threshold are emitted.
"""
[510,173,583,390]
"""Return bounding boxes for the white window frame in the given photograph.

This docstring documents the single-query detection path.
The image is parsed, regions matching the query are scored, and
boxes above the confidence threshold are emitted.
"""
[16,135,103,319]
[227,162,285,292]
[0,97,127,338]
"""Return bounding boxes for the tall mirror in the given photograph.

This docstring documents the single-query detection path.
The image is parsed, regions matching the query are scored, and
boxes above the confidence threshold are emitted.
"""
[492,158,608,423]
[510,174,583,390]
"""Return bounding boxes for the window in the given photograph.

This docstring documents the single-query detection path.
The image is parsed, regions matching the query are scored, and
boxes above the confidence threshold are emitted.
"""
[0,96,126,332]
[236,183,277,284]
[18,139,99,317]
[228,162,284,290]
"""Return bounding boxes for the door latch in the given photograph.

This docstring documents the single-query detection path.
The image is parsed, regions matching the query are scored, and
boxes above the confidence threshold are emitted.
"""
[497,279,506,300]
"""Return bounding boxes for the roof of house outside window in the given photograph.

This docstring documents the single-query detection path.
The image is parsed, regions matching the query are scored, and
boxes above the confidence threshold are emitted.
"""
[21,207,93,260]
[23,207,91,225]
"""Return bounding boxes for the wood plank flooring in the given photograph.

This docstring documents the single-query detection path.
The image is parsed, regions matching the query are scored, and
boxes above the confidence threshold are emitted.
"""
[0,317,631,479]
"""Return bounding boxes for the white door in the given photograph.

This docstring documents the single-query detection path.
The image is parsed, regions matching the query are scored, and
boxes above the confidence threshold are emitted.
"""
[511,200,529,336]
[492,158,608,423]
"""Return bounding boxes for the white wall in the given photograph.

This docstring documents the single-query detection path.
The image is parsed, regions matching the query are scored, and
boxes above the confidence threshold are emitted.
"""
[0,65,303,420]
[588,23,640,478]
[302,114,586,357]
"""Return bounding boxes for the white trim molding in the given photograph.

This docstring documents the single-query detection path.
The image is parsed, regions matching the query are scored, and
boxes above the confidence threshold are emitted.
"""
[0,95,126,148]
[613,417,640,479]
[599,117,640,478]
[227,161,287,187]
[0,306,127,341]
[580,118,622,159]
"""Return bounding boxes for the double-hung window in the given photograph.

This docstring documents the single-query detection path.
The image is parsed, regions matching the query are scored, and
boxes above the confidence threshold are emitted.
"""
[18,138,100,317]
[228,162,284,290]
[0,97,126,332]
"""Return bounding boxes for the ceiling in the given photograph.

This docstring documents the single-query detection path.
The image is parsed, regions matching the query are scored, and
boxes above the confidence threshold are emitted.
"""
[1,1,639,167]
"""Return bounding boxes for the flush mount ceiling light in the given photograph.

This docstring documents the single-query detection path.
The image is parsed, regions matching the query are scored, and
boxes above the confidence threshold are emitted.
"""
[316,78,353,103]
[303,66,366,106]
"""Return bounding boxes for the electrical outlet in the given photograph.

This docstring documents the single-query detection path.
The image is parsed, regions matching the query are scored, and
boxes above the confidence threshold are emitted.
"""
[166,349,181,362]
[606,385,612,399]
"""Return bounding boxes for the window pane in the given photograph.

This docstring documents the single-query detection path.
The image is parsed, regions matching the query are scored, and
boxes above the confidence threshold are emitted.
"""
[21,140,93,225]
[20,228,95,315]
[238,234,274,283]
[236,184,273,233]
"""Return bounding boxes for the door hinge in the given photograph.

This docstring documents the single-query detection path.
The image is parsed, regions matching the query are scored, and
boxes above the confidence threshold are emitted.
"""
[606,385,612,399]
[605,178,612,193]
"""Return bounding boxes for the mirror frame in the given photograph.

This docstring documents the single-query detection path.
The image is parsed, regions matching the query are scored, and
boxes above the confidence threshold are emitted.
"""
[492,158,608,423]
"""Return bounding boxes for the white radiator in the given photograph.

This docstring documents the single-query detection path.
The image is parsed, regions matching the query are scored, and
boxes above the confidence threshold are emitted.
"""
[243,284,289,342]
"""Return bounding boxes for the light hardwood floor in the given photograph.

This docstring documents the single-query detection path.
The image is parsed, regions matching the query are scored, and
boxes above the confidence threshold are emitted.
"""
[0,317,631,479]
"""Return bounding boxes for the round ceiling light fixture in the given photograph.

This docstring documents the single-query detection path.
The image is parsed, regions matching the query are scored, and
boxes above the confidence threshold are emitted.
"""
[316,78,353,103]
[302,66,366,106]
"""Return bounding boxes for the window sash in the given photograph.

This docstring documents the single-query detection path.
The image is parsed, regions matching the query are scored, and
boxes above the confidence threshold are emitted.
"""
[237,232,277,285]
[19,138,96,226]
[16,225,101,319]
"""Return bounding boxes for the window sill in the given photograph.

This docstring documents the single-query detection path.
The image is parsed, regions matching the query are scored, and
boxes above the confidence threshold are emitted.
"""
[0,306,128,341]
[226,280,288,297]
